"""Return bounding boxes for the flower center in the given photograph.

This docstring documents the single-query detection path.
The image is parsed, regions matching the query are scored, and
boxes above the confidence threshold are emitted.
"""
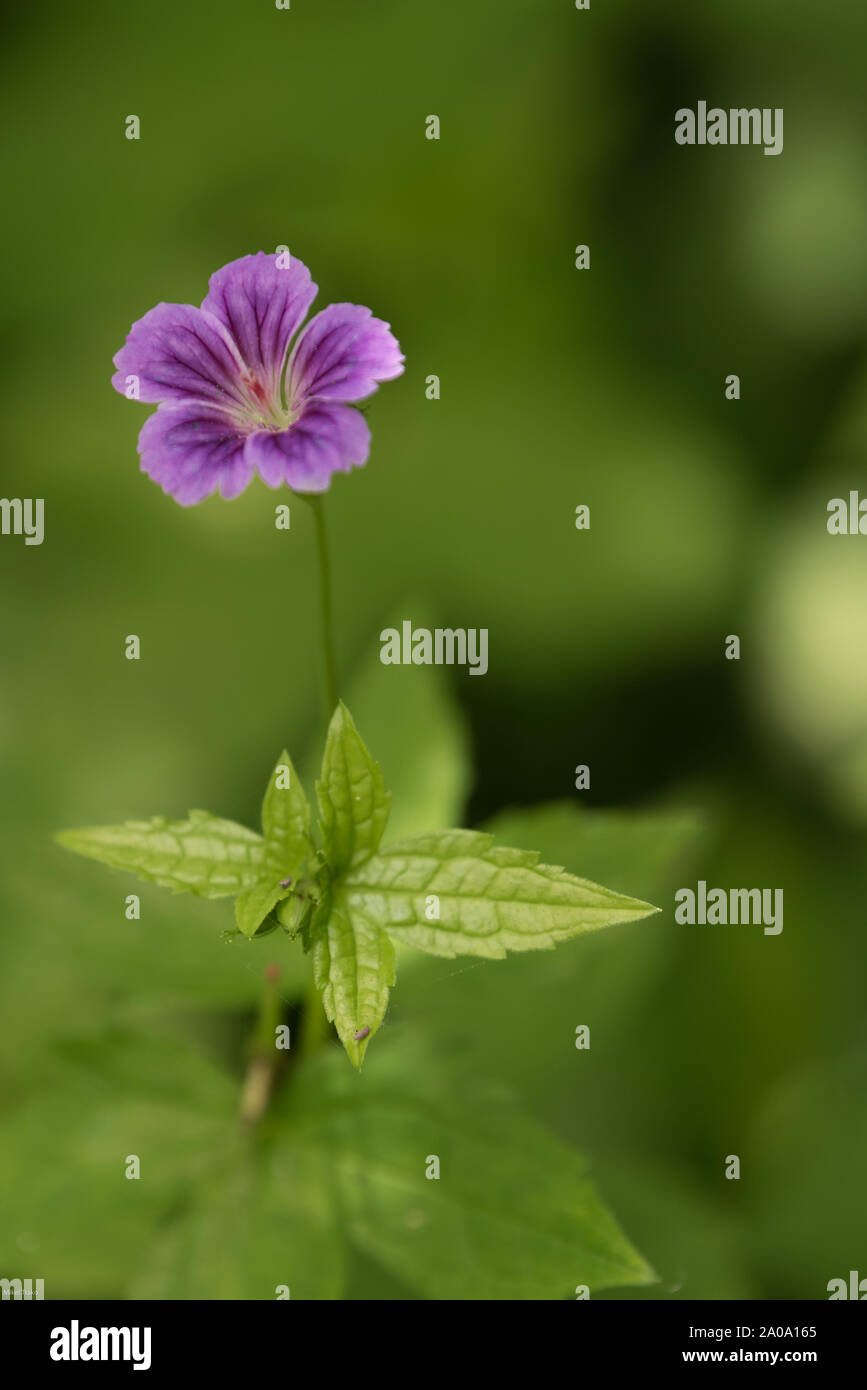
[239,368,293,431]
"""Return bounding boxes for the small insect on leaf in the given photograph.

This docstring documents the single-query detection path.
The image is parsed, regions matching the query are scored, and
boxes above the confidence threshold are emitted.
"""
[353,1025,371,1042]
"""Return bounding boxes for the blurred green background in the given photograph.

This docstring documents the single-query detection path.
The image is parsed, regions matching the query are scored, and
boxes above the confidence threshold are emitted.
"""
[2,0,867,1299]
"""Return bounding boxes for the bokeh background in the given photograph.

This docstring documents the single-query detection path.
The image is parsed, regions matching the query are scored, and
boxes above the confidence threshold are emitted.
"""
[2,0,866,1299]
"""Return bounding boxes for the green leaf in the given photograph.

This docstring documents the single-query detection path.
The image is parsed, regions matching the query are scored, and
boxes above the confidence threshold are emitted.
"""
[316,702,391,873]
[312,901,395,1068]
[0,1027,345,1301]
[587,1153,756,1300]
[232,752,311,937]
[0,1032,236,1297]
[234,878,291,938]
[283,1030,656,1300]
[0,1018,652,1301]
[131,1142,344,1301]
[0,867,307,1089]
[261,749,311,876]
[746,1054,867,1297]
[56,810,268,899]
[338,829,658,959]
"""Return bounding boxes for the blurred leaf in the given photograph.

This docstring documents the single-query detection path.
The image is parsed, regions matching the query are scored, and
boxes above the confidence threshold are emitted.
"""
[131,1143,343,1301]
[0,1032,235,1297]
[0,1018,655,1301]
[56,810,267,899]
[282,1030,656,1300]
[0,863,310,1088]
[746,1050,867,1298]
[340,829,658,960]
[316,704,390,873]
[311,902,395,1068]
[592,1153,757,1301]
[484,801,701,904]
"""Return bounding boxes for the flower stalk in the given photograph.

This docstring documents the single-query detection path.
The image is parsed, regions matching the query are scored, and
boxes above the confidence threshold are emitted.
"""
[307,494,338,720]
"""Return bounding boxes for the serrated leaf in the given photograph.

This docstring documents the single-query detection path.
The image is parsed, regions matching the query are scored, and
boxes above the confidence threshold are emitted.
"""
[56,810,268,898]
[261,748,311,876]
[316,702,391,873]
[312,901,395,1068]
[338,828,658,959]
[283,1030,656,1300]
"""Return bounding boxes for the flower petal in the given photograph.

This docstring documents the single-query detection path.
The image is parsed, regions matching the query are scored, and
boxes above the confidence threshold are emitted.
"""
[288,303,404,406]
[246,401,371,494]
[137,402,254,506]
[202,251,317,398]
[112,302,246,406]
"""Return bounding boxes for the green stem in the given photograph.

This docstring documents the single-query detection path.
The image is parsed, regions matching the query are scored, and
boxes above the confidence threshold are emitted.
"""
[298,963,329,1059]
[288,497,338,1068]
[239,964,283,1127]
[308,495,338,720]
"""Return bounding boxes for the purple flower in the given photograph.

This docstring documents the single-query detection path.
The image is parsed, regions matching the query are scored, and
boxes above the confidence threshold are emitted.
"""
[112,252,404,505]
